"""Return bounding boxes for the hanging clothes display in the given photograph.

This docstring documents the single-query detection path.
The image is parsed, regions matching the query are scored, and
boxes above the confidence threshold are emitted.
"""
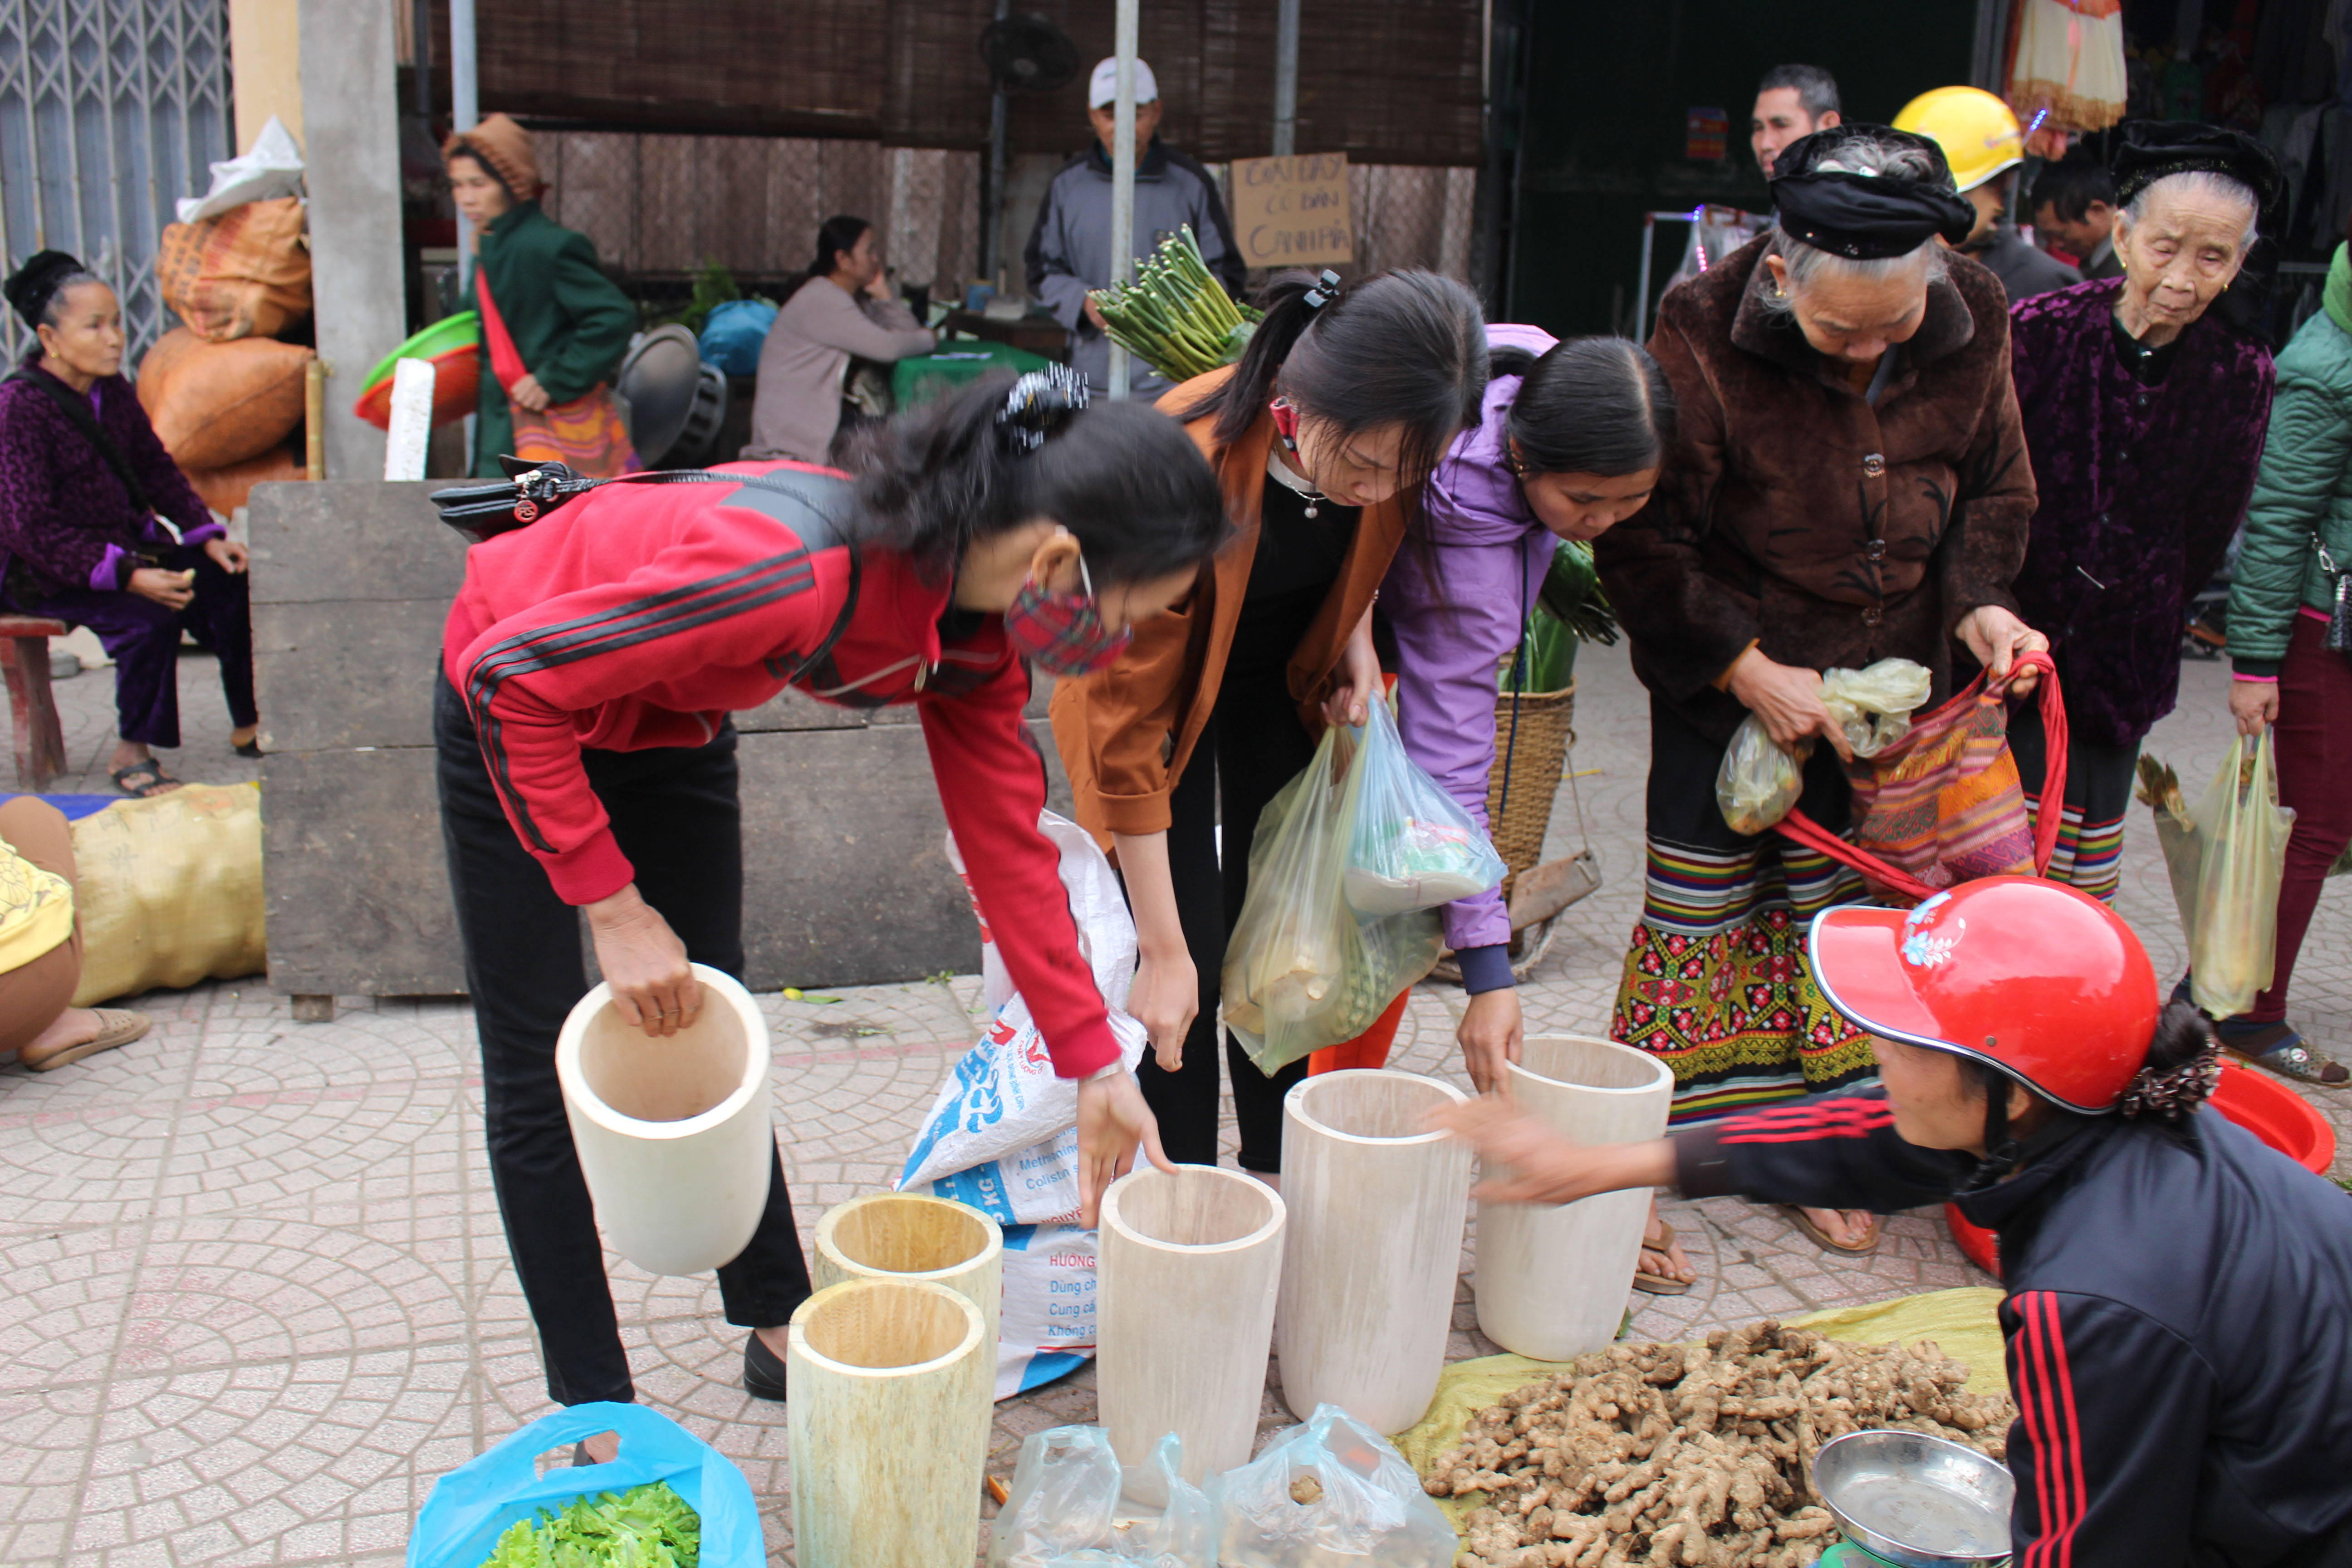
[2012,0,2132,131]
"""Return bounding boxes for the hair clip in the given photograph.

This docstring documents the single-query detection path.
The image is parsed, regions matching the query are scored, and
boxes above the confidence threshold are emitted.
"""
[996,365,1090,454]
[1302,270,1343,311]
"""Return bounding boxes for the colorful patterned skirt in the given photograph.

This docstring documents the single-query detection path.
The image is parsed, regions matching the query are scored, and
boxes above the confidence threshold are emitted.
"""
[1609,698,1877,1124]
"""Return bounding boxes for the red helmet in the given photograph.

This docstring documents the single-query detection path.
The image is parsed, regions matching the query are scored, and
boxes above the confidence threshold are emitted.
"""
[1809,877,2161,1114]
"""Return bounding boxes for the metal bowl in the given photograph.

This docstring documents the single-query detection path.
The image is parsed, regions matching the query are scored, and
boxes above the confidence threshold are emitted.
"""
[1811,1429,2013,1568]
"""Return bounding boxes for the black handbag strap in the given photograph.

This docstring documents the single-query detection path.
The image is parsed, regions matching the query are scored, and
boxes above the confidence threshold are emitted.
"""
[3,368,155,518]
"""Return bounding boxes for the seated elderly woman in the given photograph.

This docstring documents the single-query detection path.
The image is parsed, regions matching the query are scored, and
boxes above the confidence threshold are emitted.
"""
[2005,125,2323,1082]
[1593,125,2044,1289]
[0,251,256,797]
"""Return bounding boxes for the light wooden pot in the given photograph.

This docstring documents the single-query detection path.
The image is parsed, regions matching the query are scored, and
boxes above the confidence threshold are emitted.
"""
[813,1192,1003,1369]
[787,1278,992,1568]
[1098,1163,1286,1481]
[554,963,774,1276]
[1275,1068,1471,1434]
[1474,1034,1674,1361]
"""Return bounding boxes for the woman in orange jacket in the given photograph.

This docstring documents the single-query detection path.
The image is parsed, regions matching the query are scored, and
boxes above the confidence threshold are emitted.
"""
[1052,268,1488,1182]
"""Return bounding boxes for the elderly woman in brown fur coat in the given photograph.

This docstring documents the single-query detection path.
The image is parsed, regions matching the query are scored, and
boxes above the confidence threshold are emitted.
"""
[1592,124,2044,1289]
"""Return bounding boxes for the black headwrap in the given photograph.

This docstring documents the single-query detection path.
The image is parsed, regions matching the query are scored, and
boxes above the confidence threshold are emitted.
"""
[3,250,88,331]
[2111,120,2281,215]
[1768,124,1977,260]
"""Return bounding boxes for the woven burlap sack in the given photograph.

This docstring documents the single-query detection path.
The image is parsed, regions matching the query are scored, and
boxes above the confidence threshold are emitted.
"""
[136,326,312,469]
[156,196,311,342]
[69,783,264,1006]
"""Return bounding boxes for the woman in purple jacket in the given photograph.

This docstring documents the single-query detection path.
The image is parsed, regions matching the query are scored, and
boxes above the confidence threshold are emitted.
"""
[1382,326,1681,1268]
[0,251,256,796]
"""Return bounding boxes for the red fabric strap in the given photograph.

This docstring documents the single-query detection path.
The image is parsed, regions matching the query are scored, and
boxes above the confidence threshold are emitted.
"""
[1774,650,2065,904]
[475,269,528,393]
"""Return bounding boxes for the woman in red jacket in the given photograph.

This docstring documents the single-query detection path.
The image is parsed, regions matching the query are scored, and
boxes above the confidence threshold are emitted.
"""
[436,369,1218,1413]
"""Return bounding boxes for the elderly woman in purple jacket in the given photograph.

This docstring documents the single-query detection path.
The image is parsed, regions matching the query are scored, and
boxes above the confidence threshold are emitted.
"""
[1382,323,1680,1251]
[0,252,255,797]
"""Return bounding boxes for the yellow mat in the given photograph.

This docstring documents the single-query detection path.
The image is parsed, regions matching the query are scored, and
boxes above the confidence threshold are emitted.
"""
[1393,1288,2009,1531]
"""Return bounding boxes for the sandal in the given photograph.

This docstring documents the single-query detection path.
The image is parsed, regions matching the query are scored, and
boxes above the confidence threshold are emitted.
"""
[2227,1024,2350,1087]
[20,1008,148,1072]
[1785,1206,1883,1255]
[1635,1218,1693,1296]
[109,760,181,798]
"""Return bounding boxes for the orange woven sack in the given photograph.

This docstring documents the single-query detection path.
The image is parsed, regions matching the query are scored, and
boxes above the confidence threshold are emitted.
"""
[156,196,311,342]
[137,326,313,470]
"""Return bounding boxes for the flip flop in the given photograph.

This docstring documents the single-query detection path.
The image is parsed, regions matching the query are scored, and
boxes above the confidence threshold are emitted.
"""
[1634,1218,1693,1296]
[1785,1205,1882,1255]
[22,1008,148,1072]
[109,760,181,798]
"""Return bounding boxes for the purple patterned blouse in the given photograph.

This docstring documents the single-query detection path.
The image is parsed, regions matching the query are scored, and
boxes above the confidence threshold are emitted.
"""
[0,352,220,605]
[2009,279,2275,748]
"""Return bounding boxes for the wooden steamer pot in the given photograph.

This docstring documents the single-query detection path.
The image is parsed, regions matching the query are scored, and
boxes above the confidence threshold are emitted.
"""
[813,1191,1004,1366]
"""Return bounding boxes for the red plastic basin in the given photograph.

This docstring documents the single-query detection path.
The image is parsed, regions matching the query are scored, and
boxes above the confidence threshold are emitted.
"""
[1943,1056,2337,1278]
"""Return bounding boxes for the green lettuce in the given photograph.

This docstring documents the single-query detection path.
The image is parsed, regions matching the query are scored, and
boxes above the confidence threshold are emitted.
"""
[478,1480,701,1568]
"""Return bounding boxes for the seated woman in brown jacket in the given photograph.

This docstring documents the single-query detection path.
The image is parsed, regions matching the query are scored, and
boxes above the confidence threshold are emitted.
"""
[1592,125,2046,1286]
[1052,270,1488,1184]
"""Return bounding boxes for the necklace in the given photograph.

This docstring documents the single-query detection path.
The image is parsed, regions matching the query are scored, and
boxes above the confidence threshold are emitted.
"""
[1265,444,1328,519]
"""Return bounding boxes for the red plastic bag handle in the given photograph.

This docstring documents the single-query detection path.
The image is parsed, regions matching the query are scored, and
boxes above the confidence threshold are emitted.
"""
[1773,650,2064,905]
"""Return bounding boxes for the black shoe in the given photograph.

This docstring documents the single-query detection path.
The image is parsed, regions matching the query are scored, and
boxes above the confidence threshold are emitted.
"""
[744,1331,789,1401]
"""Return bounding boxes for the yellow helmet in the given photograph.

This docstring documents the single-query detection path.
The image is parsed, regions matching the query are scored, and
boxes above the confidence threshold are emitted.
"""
[1893,86,2024,193]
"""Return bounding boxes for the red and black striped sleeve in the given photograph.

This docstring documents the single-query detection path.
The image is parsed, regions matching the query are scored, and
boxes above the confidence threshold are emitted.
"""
[1672,1088,1971,1213]
[2001,1289,2211,1568]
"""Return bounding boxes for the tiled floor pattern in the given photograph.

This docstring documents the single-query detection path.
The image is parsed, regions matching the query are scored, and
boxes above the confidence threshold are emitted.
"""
[8,637,2346,1563]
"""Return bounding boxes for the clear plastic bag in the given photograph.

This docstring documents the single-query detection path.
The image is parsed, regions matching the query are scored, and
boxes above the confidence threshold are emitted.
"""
[1342,700,1506,917]
[1205,1405,1458,1568]
[990,1426,1217,1568]
[1715,657,1932,835]
[2151,735,2297,1018]
[1223,725,1445,1076]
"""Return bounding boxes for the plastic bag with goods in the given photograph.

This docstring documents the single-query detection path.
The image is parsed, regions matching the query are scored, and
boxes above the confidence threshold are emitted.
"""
[990,1426,1217,1568]
[406,1400,762,1568]
[1207,1405,1457,1568]
[1342,700,1506,916]
[2141,736,2295,1018]
[176,115,305,224]
[1223,726,1445,1075]
[1715,657,1931,835]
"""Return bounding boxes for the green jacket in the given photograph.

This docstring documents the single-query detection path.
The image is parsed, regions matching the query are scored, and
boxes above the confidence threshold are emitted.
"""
[463,200,639,476]
[2228,241,2352,674]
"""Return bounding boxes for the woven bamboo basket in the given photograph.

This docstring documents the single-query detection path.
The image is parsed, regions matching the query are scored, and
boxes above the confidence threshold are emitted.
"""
[1484,680,1578,901]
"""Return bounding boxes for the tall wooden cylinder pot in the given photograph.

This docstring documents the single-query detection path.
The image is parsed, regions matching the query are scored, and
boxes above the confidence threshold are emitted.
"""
[1275,1069,1471,1434]
[813,1192,1003,1370]
[554,963,774,1276]
[1098,1164,1286,1480]
[1474,1034,1674,1360]
[787,1278,991,1568]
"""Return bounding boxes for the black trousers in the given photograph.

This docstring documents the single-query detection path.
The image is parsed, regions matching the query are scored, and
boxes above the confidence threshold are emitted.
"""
[1142,652,1318,1173]
[433,675,812,1405]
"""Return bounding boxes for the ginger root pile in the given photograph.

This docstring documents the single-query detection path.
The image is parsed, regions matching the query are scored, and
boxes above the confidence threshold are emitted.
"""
[1424,1320,2016,1568]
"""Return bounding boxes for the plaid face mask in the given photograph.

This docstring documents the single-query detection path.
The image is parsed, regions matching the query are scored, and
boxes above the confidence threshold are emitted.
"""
[1003,555,1132,676]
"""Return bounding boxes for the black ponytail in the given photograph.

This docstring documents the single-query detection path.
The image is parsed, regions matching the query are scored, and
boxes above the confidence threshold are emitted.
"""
[849,372,1229,586]
[1181,268,1487,536]
[1506,338,1679,479]
[2116,1002,2222,1122]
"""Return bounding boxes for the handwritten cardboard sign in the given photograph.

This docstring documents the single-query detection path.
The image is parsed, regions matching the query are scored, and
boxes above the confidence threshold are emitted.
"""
[1229,152,1353,269]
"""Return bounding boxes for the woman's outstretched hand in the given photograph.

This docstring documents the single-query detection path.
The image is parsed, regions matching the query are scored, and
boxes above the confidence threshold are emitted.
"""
[585,884,701,1036]
[1458,987,1524,1096]
[1725,646,1851,761]
[1957,605,2049,696]
[1428,1096,1676,1206]
[1076,1068,1175,1225]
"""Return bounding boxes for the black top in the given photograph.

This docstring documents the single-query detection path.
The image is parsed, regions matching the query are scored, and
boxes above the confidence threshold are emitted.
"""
[1230,469,1361,676]
[2110,311,2185,385]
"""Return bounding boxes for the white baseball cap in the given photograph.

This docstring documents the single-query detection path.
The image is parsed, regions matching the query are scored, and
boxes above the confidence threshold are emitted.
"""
[1088,56,1160,108]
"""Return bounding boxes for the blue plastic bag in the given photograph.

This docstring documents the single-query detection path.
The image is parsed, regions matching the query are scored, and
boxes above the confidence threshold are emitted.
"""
[406,1401,764,1568]
[697,299,778,377]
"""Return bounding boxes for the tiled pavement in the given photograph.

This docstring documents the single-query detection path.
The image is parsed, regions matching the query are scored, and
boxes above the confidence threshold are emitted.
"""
[5,633,2346,1565]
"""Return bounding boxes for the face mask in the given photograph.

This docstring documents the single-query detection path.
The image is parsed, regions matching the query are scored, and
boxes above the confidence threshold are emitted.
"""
[1003,554,1133,676]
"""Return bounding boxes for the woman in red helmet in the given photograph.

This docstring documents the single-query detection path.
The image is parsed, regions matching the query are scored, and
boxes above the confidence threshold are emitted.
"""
[1439,876,2352,1566]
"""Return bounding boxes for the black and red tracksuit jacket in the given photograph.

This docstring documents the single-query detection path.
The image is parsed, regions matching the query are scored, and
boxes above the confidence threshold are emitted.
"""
[1677,1089,2352,1567]
[440,461,1119,1077]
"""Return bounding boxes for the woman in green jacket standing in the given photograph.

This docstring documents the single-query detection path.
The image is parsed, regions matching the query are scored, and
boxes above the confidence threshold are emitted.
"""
[444,115,641,478]
[2219,235,2352,1085]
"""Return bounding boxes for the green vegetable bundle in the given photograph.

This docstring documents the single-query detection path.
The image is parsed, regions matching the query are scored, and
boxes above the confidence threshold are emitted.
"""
[1502,540,1617,695]
[481,1481,700,1568]
[1088,225,1263,383]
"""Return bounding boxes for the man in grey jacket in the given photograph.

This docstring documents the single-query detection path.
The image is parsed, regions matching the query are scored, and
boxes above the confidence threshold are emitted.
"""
[1024,56,1245,400]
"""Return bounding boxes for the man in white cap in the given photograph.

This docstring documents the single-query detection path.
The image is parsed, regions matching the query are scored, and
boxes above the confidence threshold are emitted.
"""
[1025,56,1243,399]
